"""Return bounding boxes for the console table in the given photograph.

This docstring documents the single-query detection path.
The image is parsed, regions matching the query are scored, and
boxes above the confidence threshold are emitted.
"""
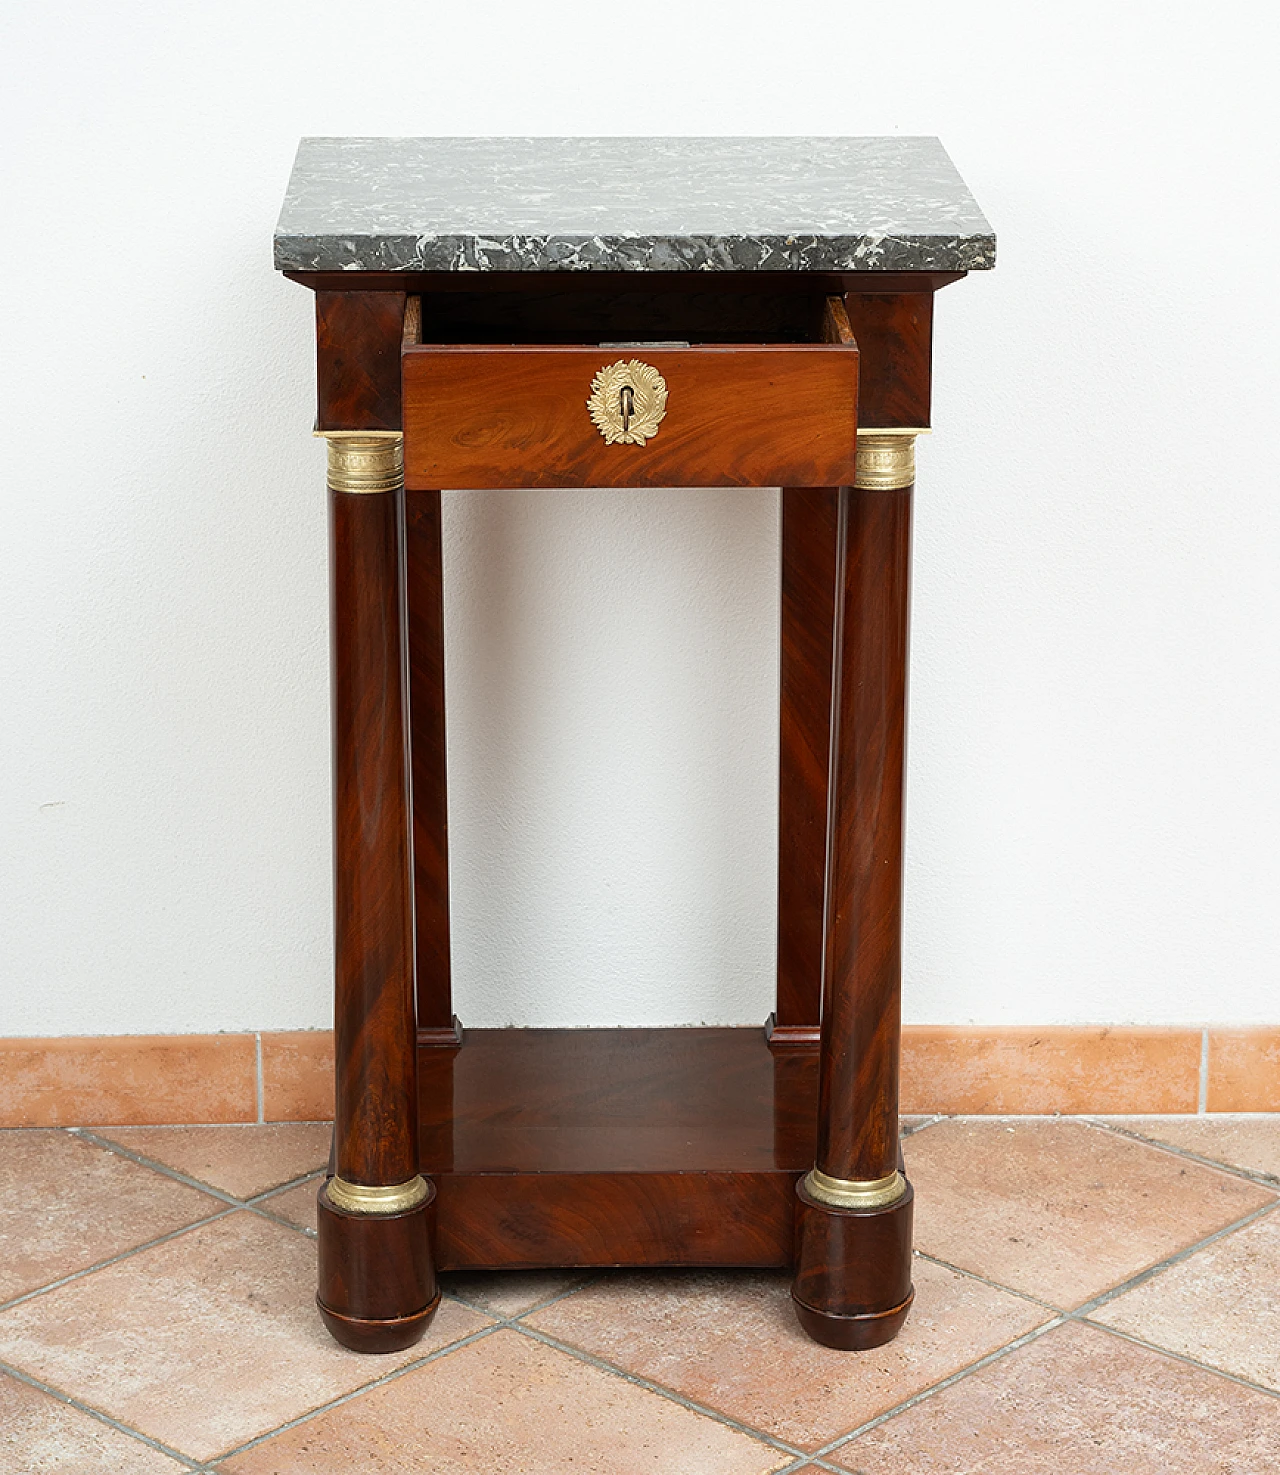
[273,137,995,1355]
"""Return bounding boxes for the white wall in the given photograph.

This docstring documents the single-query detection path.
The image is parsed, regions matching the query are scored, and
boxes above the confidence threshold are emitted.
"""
[2,1,1277,1036]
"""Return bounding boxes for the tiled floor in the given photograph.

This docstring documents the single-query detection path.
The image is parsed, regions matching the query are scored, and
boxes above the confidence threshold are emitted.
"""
[1,1117,1278,1472]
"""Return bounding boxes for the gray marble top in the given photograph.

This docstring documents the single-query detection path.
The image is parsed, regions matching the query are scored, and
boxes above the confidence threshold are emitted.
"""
[274,137,994,275]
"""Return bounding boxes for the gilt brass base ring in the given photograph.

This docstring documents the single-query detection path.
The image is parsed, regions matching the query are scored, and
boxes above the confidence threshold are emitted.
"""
[325,1174,430,1215]
[803,1167,907,1210]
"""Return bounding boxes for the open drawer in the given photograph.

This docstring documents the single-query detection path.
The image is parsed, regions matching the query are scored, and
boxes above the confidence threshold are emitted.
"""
[401,295,859,491]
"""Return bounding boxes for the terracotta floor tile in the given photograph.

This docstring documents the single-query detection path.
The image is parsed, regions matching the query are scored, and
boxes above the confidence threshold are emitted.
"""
[1093,1207,1280,1390]
[0,1211,489,1462]
[97,1123,332,1199]
[440,1269,593,1318]
[256,1175,322,1233]
[907,1118,1274,1308]
[218,1326,788,1474]
[0,1130,221,1303]
[526,1260,1047,1450]
[832,1320,1280,1472]
[1099,1115,1280,1183]
[0,1370,189,1473]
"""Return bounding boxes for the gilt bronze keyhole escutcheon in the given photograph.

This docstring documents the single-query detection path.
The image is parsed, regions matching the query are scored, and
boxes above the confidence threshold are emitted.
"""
[587,360,668,445]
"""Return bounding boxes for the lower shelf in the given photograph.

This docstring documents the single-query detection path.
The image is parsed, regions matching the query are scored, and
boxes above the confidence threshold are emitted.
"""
[418,1027,819,1271]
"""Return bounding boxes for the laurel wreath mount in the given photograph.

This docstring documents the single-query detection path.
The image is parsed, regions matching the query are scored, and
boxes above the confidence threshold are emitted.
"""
[586,360,669,446]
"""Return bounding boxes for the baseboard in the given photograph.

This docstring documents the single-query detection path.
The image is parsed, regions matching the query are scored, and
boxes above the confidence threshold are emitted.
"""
[0,1025,1276,1127]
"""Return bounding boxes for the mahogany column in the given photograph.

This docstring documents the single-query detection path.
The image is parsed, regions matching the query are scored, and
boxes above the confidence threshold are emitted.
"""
[792,432,917,1350]
[315,434,439,1353]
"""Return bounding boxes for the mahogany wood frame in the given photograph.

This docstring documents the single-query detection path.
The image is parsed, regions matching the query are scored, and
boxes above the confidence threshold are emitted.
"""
[294,269,953,1354]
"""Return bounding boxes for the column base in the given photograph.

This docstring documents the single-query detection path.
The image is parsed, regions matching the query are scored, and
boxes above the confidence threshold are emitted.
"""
[764,1012,822,1049]
[791,1286,915,1350]
[791,1173,914,1350]
[317,1295,442,1355]
[317,1177,438,1353]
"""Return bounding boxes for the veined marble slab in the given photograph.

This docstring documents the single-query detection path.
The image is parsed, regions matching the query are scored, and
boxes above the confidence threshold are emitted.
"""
[274,137,994,275]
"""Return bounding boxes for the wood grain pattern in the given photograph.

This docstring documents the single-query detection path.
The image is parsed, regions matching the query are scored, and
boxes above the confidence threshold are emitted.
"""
[322,482,436,1352]
[419,1028,819,1269]
[317,1186,439,1352]
[774,487,838,1041]
[816,483,913,1183]
[402,344,858,490]
[435,1172,796,1270]
[843,292,933,428]
[299,262,943,1353]
[404,489,454,1038]
[419,1028,818,1173]
[773,297,852,1043]
[316,292,407,431]
[792,1176,914,1349]
[328,487,419,1187]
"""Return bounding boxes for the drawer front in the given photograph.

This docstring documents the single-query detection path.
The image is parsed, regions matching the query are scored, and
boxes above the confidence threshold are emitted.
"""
[402,344,858,490]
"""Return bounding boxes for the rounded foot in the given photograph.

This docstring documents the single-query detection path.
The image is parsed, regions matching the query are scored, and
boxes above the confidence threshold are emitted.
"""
[316,1177,437,1352]
[791,1286,914,1349]
[791,1172,914,1349]
[317,1290,441,1353]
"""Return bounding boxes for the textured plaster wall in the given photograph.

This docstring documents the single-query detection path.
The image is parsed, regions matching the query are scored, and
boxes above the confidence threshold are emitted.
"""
[1,2,1277,1034]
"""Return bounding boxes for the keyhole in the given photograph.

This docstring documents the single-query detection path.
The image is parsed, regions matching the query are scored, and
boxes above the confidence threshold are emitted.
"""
[619,384,635,434]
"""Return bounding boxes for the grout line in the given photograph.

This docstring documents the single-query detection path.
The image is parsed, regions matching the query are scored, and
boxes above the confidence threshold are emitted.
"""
[510,1273,603,1318]
[900,1113,946,1138]
[813,1317,1067,1457]
[810,1189,1280,1459]
[16,1115,1280,1466]
[74,1129,255,1208]
[1085,1116,1280,1190]
[245,1167,329,1205]
[912,1251,1061,1312]
[0,1357,207,1469]
[0,1207,236,1315]
[440,1272,602,1322]
[434,1266,813,1455]
[416,1278,825,1465]
[218,1176,1280,1464]
[771,1458,849,1475]
[206,1322,506,1463]
[1069,1197,1280,1318]
[513,1322,814,1463]
[1075,1318,1280,1401]
[77,1126,330,1234]
[248,1174,327,1240]
[250,1212,317,1241]
[212,1278,805,1469]
[255,1033,265,1124]
[1198,1027,1209,1114]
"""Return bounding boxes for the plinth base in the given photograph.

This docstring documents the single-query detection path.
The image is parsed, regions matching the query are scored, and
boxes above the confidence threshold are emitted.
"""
[320,1028,914,1350]
[790,1172,915,1348]
[415,1028,892,1277]
[316,1294,442,1355]
[316,1181,438,1352]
